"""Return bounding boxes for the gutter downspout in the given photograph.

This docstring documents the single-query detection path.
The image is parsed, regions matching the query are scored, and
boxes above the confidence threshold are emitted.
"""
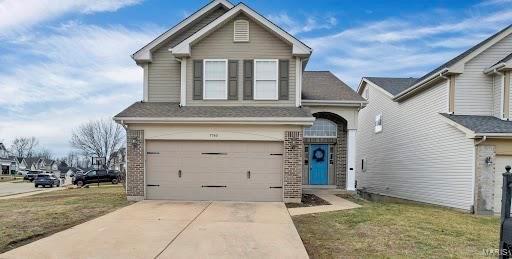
[475,135,487,145]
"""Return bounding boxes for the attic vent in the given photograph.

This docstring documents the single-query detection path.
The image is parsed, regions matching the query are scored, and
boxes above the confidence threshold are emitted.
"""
[234,20,249,42]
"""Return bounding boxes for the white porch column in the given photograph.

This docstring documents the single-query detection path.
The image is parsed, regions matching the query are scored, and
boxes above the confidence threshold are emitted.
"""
[346,129,357,191]
[180,58,187,106]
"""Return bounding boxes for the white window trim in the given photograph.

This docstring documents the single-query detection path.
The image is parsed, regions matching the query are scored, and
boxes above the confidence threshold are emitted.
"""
[254,59,279,100]
[203,59,228,100]
[374,113,383,133]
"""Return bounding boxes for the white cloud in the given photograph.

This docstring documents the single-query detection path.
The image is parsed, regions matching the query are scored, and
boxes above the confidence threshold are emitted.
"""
[0,0,142,35]
[302,5,512,87]
[267,13,337,35]
[0,22,160,156]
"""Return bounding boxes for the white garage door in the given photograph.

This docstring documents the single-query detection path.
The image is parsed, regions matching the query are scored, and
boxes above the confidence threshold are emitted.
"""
[494,155,512,214]
[146,140,283,201]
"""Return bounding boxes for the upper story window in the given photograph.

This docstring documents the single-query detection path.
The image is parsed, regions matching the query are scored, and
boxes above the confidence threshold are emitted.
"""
[304,118,337,138]
[203,59,228,100]
[375,113,383,133]
[234,20,249,42]
[254,59,278,100]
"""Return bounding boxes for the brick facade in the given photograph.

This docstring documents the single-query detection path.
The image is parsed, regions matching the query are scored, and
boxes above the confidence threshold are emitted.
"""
[474,145,496,215]
[284,131,303,203]
[335,124,347,188]
[126,129,144,200]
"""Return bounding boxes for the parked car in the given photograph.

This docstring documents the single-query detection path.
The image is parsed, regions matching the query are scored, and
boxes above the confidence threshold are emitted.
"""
[24,170,42,182]
[73,170,120,187]
[34,173,60,188]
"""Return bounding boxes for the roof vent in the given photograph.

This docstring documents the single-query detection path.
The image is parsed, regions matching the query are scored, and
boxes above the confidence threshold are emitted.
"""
[234,20,249,42]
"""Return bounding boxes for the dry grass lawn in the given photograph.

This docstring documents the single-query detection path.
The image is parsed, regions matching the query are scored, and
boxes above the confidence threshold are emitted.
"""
[0,185,133,253]
[292,196,500,258]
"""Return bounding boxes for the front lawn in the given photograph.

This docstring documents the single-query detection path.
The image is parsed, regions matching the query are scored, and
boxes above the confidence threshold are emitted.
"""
[0,176,22,182]
[292,196,500,258]
[0,185,133,253]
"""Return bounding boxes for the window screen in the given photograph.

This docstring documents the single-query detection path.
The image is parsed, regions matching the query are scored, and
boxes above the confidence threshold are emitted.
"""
[204,60,227,99]
[254,60,278,100]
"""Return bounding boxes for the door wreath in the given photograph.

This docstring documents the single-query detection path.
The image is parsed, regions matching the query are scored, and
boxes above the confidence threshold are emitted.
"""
[312,147,325,162]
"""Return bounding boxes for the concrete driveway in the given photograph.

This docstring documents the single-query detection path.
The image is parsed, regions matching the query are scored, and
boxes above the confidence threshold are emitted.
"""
[0,182,40,197]
[1,201,308,259]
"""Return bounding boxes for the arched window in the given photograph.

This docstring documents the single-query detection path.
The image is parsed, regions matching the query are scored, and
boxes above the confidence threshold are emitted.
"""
[304,118,337,138]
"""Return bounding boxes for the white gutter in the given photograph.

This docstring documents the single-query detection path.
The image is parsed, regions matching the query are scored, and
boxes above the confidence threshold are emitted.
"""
[113,116,315,125]
[484,63,507,75]
[393,68,449,101]
[301,100,368,107]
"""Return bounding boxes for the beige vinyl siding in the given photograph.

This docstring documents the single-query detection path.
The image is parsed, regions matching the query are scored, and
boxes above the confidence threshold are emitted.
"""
[148,48,181,102]
[455,33,512,115]
[187,14,295,106]
[356,80,475,210]
[147,7,228,102]
[494,74,503,118]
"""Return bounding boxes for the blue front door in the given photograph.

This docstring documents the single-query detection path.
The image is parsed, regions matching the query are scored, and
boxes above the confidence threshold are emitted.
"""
[309,144,329,185]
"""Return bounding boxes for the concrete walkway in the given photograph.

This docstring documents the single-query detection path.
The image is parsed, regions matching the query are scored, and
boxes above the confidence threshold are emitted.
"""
[288,194,361,216]
[1,201,308,259]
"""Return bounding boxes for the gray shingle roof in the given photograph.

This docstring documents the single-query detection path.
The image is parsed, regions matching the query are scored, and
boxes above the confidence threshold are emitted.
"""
[441,113,512,133]
[302,71,365,101]
[364,77,418,96]
[115,102,312,118]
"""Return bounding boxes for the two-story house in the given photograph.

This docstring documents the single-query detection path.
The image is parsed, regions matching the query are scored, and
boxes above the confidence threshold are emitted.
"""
[114,0,366,202]
[357,25,512,215]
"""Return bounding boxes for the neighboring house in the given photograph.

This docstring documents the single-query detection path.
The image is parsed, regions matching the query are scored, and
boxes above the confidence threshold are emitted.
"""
[114,0,366,202]
[25,157,40,171]
[43,159,59,174]
[0,143,12,174]
[357,25,512,215]
[17,157,28,172]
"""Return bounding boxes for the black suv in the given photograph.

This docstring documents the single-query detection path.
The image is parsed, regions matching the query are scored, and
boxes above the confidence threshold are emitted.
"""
[24,171,42,182]
[73,170,120,187]
[34,173,60,188]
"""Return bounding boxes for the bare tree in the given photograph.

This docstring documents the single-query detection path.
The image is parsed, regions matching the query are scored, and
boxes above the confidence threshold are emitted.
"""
[35,148,54,160]
[10,137,39,158]
[70,119,124,166]
[63,151,82,167]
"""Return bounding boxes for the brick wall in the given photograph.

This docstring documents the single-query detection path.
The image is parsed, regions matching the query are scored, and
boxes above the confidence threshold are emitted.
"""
[335,125,347,188]
[474,145,496,215]
[284,131,303,203]
[126,129,144,200]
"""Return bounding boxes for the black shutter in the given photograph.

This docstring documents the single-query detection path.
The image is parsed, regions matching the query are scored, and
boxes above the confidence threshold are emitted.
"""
[279,60,289,100]
[193,60,203,100]
[228,60,239,100]
[243,60,254,100]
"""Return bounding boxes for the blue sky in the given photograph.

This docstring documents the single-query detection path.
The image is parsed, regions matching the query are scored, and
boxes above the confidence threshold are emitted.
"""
[1,0,512,157]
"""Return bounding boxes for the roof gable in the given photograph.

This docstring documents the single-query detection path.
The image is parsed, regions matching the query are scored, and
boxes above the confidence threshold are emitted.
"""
[394,25,512,101]
[132,0,233,62]
[170,3,312,57]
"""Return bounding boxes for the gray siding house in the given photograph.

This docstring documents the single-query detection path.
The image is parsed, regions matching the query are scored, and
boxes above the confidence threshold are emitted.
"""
[357,25,512,214]
[115,0,366,202]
